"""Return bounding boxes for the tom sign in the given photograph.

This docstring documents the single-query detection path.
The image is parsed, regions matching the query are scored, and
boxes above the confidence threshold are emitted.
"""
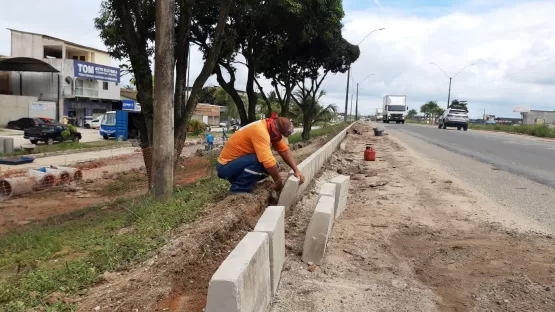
[73,60,120,83]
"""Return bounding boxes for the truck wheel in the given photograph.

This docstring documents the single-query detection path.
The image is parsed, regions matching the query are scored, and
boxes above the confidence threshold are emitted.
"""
[438,122,442,129]
[457,126,461,131]
[401,121,405,124]
[30,140,38,144]
[463,125,468,131]
[442,122,447,129]
[103,135,110,140]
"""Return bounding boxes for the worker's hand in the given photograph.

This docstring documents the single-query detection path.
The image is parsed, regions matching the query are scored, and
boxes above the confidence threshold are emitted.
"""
[294,170,305,185]
[273,178,284,192]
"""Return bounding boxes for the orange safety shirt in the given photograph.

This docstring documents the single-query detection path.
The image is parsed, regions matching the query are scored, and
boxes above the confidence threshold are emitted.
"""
[218,120,289,168]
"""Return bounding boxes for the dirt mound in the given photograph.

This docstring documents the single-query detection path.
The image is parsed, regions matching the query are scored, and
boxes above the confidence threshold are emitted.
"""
[77,181,273,312]
[391,225,555,311]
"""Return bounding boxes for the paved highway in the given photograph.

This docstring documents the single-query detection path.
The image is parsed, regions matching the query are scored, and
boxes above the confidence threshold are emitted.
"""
[384,123,555,188]
[384,123,555,232]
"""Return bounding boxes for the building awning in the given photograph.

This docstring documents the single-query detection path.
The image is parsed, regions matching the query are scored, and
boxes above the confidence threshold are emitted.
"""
[0,57,59,73]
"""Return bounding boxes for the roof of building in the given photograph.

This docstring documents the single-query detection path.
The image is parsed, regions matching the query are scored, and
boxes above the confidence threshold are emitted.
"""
[8,28,109,54]
[120,88,137,100]
[0,57,59,73]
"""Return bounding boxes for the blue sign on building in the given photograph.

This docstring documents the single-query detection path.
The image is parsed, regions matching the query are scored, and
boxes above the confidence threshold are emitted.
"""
[74,60,120,83]
[122,99,141,112]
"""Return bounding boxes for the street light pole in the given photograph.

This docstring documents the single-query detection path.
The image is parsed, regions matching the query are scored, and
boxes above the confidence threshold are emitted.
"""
[344,27,384,122]
[447,77,452,108]
[430,62,474,109]
[353,74,374,121]
[344,68,350,122]
[355,83,359,121]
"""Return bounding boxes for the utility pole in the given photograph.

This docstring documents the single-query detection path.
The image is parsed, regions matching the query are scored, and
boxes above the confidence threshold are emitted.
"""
[343,67,350,122]
[349,94,354,121]
[447,77,452,109]
[355,83,359,121]
[152,0,175,200]
[343,27,384,122]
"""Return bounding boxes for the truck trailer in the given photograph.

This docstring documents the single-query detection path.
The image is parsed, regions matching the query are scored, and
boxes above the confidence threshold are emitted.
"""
[376,108,384,121]
[382,95,408,124]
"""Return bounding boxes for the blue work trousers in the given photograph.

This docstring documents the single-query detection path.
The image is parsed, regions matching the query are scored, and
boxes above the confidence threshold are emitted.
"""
[217,154,269,193]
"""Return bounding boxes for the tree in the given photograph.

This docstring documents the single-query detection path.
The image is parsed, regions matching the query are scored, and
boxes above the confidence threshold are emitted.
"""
[420,101,442,123]
[407,109,418,119]
[152,0,175,200]
[291,89,337,126]
[95,0,233,190]
[198,86,216,104]
[292,35,360,140]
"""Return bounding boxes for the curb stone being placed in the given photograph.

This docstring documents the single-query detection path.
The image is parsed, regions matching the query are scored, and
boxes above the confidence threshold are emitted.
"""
[205,232,271,312]
[318,182,336,202]
[277,123,354,210]
[330,175,350,220]
[301,195,335,265]
[254,206,285,295]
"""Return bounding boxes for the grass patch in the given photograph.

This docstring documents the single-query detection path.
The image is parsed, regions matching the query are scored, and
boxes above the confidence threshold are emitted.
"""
[0,140,125,158]
[97,173,148,197]
[0,175,228,311]
[289,122,350,144]
[469,124,555,138]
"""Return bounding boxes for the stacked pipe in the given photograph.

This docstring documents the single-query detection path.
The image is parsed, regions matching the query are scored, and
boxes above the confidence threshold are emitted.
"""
[0,166,83,201]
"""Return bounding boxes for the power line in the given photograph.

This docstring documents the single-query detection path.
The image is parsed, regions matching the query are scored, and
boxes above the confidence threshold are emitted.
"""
[488,56,555,83]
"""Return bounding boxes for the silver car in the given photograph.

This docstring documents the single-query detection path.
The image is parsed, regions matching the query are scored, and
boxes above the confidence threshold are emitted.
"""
[438,109,469,131]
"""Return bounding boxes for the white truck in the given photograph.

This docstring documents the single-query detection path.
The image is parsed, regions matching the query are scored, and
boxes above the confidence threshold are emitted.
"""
[382,95,408,124]
[376,108,384,121]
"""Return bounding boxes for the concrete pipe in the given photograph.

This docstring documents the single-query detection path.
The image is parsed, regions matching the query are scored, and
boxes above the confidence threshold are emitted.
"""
[53,166,83,181]
[43,168,71,185]
[0,176,36,201]
[3,137,14,154]
[27,170,56,190]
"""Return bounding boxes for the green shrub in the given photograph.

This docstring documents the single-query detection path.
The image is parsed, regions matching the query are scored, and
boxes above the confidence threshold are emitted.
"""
[188,120,205,135]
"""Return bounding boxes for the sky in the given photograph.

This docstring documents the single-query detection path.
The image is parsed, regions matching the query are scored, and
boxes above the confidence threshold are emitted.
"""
[0,0,554,118]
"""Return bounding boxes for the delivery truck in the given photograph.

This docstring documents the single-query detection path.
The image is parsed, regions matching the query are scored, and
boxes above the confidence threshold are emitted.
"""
[382,95,408,124]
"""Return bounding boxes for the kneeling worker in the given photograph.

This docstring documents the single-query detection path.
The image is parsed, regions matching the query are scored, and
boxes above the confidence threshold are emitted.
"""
[217,116,305,193]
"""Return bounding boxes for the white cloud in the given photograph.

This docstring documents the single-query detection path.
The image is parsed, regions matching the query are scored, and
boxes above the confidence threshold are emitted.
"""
[374,0,384,9]
[1,0,554,119]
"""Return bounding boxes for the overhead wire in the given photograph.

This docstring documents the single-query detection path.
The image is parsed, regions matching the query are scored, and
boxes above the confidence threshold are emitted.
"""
[487,56,555,83]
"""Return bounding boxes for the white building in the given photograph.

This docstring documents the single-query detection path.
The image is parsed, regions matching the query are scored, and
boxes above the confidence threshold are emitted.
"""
[0,29,121,127]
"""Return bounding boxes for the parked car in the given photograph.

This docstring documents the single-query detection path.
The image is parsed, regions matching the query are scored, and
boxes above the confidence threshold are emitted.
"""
[85,115,104,129]
[438,108,469,131]
[6,118,44,130]
[37,117,58,124]
[24,124,82,145]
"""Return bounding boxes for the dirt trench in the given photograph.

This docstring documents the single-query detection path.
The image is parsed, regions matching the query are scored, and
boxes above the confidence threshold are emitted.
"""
[271,123,555,312]
[75,136,330,311]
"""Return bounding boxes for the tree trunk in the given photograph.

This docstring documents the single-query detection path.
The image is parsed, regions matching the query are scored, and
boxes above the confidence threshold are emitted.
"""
[245,56,258,122]
[173,0,233,160]
[152,0,175,200]
[215,65,249,125]
[301,112,311,141]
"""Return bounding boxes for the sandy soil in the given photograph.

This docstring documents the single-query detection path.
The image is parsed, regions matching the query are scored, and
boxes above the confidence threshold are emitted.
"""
[271,123,555,312]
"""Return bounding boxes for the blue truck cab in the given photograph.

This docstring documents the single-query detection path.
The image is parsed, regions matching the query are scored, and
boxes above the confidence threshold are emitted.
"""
[100,110,141,141]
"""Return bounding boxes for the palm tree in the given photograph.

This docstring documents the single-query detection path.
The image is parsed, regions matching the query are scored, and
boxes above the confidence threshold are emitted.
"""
[421,101,441,123]
[407,109,418,120]
[292,88,337,140]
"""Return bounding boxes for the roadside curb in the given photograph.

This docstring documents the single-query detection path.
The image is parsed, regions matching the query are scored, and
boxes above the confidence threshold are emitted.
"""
[204,123,354,312]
